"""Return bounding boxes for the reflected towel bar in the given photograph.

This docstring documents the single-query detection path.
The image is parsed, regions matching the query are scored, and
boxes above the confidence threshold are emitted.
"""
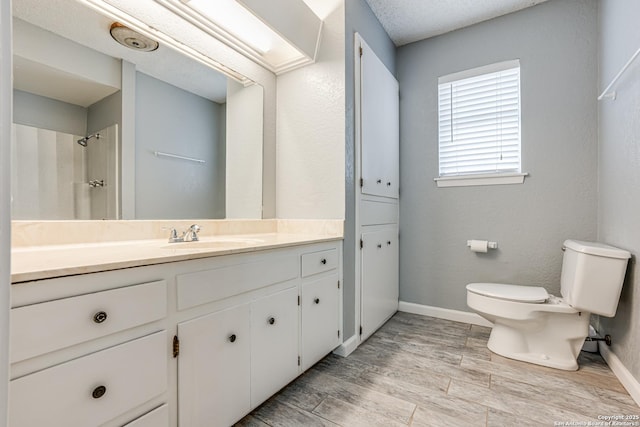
[154,151,206,164]
[598,45,640,101]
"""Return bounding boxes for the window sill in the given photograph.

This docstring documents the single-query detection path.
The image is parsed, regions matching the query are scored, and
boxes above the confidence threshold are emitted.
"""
[434,173,528,188]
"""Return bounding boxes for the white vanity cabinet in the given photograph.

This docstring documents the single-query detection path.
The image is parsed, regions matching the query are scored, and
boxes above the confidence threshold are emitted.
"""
[9,239,342,427]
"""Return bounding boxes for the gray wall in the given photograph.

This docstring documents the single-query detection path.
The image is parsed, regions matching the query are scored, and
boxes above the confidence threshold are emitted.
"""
[596,0,640,384]
[13,89,87,136]
[135,72,225,219]
[344,0,396,337]
[87,91,121,135]
[397,0,598,311]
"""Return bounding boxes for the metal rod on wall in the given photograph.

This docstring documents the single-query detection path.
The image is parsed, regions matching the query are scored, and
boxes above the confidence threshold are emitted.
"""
[598,45,640,101]
[154,151,206,164]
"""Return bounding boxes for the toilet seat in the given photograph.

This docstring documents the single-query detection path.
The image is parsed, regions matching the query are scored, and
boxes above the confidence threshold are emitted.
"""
[466,283,549,303]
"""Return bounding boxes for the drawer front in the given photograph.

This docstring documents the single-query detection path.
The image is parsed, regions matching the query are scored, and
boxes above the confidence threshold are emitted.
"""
[9,331,167,427]
[361,200,398,226]
[11,280,167,363]
[301,248,338,278]
[124,404,169,427]
[177,255,298,310]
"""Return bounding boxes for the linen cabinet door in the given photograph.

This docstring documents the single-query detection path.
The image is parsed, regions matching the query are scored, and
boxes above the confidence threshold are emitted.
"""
[361,227,399,340]
[301,274,340,371]
[250,286,299,407]
[177,304,251,427]
[360,39,399,199]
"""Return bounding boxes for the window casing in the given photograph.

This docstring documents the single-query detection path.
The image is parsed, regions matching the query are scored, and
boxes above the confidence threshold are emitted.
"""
[437,60,522,181]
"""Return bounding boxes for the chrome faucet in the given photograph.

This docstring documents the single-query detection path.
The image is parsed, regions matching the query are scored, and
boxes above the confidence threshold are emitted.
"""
[167,224,201,243]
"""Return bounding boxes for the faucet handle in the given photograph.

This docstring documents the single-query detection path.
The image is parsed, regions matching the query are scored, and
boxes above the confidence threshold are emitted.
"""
[188,224,201,241]
[163,227,182,243]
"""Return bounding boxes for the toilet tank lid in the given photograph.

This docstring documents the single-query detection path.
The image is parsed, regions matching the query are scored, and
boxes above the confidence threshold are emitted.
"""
[466,283,549,303]
[563,240,631,259]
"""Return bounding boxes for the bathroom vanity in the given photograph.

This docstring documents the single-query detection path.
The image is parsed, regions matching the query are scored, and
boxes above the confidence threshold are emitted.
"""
[9,220,343,427]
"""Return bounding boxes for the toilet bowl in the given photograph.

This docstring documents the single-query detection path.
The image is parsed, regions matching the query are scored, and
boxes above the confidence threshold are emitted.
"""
[466,240,630,371]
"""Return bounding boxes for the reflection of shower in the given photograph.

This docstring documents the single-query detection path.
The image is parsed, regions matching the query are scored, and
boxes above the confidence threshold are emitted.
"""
[77,133,101,147]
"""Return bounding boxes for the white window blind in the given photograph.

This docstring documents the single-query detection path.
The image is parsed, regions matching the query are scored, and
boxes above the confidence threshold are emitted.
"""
[438,60,521,177]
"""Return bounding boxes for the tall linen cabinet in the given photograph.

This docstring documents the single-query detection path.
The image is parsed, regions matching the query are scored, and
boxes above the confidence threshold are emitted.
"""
[355,34,399,341]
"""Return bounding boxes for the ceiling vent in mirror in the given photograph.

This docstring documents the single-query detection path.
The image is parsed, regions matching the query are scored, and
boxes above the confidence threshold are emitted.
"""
[109,22,159,52]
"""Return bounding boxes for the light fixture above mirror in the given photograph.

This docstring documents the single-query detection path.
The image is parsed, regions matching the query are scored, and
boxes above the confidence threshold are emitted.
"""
[155,0,324,74]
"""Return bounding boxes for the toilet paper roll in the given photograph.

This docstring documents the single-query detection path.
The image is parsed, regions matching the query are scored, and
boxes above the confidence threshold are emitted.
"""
[469,240,489,253]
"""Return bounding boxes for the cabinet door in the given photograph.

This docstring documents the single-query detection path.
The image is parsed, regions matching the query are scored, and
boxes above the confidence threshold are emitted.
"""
[360,40,399,199]
[251,286,299,407]
[178,304,251,427]
[301,274,340,371]
[361,227,399,340]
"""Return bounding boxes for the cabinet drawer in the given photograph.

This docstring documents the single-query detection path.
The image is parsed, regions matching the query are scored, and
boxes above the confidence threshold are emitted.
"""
[177,255,298,310]
[124,404,169,427]
[301,248,338,278]
[9,331,167,427]
[361,200,398,226]
[11,280,167,363]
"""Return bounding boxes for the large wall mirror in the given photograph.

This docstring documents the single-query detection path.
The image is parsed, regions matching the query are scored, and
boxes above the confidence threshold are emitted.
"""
[11,0,264,220]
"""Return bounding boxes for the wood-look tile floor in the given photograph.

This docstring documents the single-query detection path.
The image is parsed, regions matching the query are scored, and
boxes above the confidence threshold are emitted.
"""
[236,312,640,426]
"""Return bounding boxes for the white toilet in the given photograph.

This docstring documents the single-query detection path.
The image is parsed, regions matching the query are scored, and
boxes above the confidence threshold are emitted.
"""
[466,239,631,370]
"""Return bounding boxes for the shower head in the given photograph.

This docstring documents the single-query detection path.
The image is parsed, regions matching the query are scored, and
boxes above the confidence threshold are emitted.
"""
[77,133,100,147]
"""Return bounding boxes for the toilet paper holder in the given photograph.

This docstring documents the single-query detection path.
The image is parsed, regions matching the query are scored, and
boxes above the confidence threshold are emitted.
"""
[467,240,498,250]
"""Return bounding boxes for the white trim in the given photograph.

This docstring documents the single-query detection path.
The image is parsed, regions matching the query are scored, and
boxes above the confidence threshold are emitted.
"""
[438,59,520,84]
[333,334,359,358]
[435,172,528,188]
[353,32,363,348]
[599,342,640,407]
[398,301,494,328]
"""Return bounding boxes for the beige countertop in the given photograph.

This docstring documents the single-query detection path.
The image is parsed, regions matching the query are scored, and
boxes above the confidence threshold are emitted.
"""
[11,220,343,283]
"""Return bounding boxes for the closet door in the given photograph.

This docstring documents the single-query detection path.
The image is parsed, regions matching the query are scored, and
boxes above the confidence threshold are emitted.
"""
[360,41,399,199]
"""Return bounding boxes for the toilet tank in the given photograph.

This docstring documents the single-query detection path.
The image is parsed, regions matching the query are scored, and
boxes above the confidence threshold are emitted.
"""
[560,240,631,317]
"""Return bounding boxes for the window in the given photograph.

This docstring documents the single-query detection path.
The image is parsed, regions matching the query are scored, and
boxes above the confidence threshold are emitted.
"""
[436,60,526,187]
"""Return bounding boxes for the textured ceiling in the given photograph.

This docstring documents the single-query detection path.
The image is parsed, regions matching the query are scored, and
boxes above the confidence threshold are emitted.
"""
[364,0,550,46]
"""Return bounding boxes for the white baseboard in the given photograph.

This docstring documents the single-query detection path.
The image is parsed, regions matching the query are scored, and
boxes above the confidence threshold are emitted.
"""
[599,342,640,407]
[333,334,359,357]
[398,301,493,328]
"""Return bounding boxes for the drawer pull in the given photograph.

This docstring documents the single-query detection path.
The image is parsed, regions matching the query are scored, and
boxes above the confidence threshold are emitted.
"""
[387,241,391,245]
[377,243,382,249]
[376,179,382,184]
[228,334,237,343]
[92,385,107,399]
[320,258,327,265]
[268,317,276,325]
[93,311,108,324]
[387,182,391,186]
[314,298,320,304]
